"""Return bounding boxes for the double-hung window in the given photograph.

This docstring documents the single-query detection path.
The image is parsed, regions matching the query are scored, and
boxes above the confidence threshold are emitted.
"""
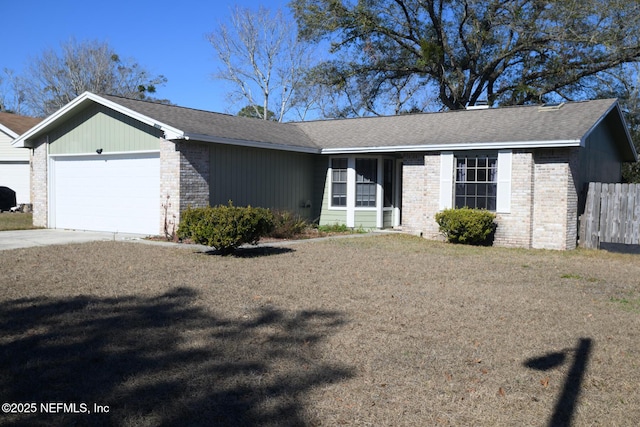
[331,158,348,207]
[355,158,377,207]
[455,155,497,210]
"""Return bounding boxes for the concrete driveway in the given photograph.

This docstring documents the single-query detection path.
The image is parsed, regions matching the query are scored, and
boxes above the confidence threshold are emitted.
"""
[0,229,148,251]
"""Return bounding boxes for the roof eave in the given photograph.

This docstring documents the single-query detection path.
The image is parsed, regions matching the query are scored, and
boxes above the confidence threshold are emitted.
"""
[0,123,19,139]
[182,133,321,154]
[320,139,582,154]
[11,92,186,148]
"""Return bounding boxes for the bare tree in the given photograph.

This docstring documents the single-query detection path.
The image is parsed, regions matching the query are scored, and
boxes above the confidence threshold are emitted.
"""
[0,69,26,114]
[17,39,167,117]
[207,6,317,122]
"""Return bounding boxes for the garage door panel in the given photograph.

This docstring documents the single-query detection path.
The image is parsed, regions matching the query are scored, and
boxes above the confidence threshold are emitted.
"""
[52,153,160,234]
[0,162,30,205]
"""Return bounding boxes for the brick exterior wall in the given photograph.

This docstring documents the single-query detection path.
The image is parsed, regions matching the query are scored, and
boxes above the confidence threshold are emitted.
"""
[400,154,426,235]
[159,138,181,235]
[159,139,211,235]
[178,141,210,213]
[566,148,580,250]
[31,137,48,228]
[494,151,534,248]
[423,153,444,240]
[401,153,443,240]
[401,149,580,250]
[531,149,578,250]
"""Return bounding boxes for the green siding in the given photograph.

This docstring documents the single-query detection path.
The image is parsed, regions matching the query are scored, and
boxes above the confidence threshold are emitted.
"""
[320,211,348,226]
[318,157,396,229]
[354,211,377,229]
[579,122,623,184]
[49,103,162,154]
[319,162,347,226]
[318,166,378,228]
[209,143,322,220]
[383,210,393,228]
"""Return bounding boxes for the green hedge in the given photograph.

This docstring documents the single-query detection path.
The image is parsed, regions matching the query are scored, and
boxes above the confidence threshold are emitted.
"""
[177,202,275,255]
[435,207,497,245]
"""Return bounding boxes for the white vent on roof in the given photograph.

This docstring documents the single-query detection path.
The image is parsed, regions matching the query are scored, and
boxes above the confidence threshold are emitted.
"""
[538,102,565,111]
[466,100,489,110]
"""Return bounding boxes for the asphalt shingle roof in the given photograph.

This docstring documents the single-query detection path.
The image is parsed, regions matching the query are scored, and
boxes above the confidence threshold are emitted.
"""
[293,99,618,149]
[102,95,318,150]
[0,112,43,135]
[102,95,620,152]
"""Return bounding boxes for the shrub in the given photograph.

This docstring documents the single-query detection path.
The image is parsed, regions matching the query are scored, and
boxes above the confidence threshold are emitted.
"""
[434,207,497,245]
[177,202,275,255]
[268,210,309,239]
[316,222,349,233]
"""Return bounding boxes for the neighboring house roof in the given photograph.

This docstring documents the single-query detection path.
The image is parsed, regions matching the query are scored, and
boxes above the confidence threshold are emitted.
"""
[0,112,42,138]
[12,92,638,161]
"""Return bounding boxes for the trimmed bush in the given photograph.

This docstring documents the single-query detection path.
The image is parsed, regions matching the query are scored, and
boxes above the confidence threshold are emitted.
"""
[177,202,275,255]
[268,210,309,239]
[435,207,497,245]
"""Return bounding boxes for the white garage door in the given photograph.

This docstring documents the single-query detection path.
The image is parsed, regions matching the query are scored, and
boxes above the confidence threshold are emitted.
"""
[0,162,30,205]
[51,153,160,235]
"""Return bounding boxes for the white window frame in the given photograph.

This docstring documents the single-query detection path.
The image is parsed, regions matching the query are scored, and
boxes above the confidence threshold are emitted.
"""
[439,150,512,213]
[355,157,378,208]
[329,157,348,209]
[328,155,397,228]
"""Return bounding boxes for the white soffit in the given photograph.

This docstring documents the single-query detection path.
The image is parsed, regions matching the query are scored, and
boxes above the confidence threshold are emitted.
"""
[320,139,582,154]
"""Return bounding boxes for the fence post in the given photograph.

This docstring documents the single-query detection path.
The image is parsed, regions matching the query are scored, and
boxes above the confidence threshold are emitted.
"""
[599,184,610,247]
[580,182,600,249]
[634,185,640,245]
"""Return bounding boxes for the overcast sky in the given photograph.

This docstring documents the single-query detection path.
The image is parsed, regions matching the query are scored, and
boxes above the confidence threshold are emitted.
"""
[2,0,292,114]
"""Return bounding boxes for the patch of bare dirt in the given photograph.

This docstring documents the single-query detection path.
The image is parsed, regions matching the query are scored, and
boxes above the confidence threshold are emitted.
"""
[1,235,639,426]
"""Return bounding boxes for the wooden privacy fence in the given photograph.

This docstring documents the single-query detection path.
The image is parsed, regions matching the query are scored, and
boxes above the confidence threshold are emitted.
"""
[579,182,640,249]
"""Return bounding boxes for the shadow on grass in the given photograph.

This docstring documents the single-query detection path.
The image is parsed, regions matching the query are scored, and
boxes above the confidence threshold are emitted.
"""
[524,338,593,427]
[202,246,295,258]
[599,242,640,255]
[0,287,352,426]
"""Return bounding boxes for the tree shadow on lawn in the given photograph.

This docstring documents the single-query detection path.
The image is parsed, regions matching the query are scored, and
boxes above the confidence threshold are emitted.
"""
[202,246,295,258]
[0,287,352,426]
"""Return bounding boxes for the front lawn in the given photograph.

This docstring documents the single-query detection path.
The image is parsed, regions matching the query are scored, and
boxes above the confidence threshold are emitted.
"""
[0,212,37,231]
[1,235,639,426]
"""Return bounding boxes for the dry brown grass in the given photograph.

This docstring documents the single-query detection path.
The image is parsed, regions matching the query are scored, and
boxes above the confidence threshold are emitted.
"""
[0,212,37,231]
[1,234,639,426]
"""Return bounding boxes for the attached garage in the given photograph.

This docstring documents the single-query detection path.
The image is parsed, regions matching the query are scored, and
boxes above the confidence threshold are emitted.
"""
[13,92,323,236]
[50,153,160,234]
[11,93,167,235]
